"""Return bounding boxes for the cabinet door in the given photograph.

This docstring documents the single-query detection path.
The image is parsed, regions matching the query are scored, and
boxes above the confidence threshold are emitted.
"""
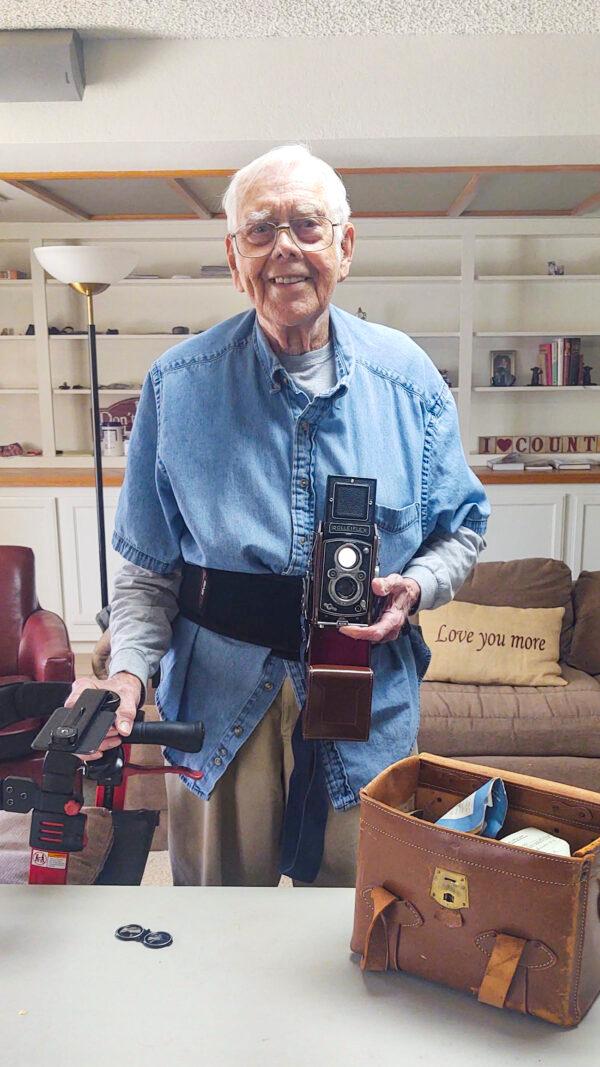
[569,493,600,577]
[482,486,567,562]
[0,493,63,615]
[57,490,122,641]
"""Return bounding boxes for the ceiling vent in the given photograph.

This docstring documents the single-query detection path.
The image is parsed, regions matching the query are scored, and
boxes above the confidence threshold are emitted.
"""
[0,30,85,101]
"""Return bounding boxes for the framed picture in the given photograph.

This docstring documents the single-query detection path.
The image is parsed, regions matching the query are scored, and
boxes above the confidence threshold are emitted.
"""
[490,349,516,387]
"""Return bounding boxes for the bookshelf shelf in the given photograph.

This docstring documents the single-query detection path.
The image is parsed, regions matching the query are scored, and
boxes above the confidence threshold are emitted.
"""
[476,275,600,284]
[49,333,179,341]
[52,388,142,396]
[473,386,600,393]
[475,331,600,338]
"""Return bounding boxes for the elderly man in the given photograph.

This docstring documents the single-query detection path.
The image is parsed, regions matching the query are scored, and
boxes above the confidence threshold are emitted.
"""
[69,144,489,887]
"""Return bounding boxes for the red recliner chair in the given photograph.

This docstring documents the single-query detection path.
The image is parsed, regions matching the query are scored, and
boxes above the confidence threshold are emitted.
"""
[1,545,74,686]
[0,545,74,764]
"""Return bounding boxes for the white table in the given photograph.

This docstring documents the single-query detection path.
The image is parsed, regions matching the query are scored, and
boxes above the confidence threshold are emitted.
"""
[1,886,597,1066]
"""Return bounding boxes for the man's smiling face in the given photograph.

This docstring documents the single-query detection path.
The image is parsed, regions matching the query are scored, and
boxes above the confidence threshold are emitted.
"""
[225,165,355,340]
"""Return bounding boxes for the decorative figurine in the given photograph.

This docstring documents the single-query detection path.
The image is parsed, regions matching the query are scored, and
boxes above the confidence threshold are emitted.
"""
[356,307,367,320]
[440,369,452,388]
[529,367,543,386]
[582,365,597,387]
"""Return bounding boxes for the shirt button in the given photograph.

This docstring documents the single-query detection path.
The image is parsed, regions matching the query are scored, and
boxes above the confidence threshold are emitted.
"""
[300,535,306,545]
[264,681,274,691]
[233,725,243,737]
[300,478,308,489]
[218,747,227,757]
[214,756,222,766]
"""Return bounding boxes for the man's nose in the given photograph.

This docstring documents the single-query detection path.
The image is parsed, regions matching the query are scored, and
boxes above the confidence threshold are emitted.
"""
[272,227,300,256]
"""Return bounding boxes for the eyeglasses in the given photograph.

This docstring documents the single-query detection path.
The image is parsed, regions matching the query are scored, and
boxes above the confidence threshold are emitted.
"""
[231,217,340,258]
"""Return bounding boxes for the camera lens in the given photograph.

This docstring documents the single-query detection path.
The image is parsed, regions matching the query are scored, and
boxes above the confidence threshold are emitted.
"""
[334,575,359,601]
[336,545,360,570]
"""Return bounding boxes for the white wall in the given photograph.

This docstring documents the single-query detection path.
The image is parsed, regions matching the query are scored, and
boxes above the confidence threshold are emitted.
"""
[1,35,600,171]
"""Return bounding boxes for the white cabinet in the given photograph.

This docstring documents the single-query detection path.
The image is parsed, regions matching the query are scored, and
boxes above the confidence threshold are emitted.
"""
[482,483,600,578]
[0,492,63,615]
[56,489,121,641]
[569,494,600,575]
[483,485,568,563]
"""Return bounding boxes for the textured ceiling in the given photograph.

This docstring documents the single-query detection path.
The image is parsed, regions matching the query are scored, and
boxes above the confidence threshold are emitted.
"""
[1,1,599,39]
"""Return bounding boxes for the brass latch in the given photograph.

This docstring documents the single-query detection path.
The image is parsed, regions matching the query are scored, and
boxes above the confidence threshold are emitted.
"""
[431,868,469,910]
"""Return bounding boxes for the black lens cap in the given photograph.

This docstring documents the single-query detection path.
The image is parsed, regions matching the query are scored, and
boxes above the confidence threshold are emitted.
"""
[115,923,147,942]
[142,930,173,949]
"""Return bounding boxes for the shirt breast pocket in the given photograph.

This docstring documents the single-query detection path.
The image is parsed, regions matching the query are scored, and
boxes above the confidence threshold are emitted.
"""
[374,502,421,576]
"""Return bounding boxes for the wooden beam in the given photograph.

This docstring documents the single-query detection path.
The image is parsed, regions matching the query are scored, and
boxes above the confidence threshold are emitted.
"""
[0,169,235,180]
[447,173,483,217]
[4,180,90,220]
[2,164,600,182]
[464,209,572,217]
[91,213,197,221]
[337,165,600,176]
[164,179,213,219]
[571,190,600,216]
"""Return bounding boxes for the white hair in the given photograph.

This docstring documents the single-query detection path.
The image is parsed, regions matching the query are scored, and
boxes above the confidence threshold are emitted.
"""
[222,144,351,245]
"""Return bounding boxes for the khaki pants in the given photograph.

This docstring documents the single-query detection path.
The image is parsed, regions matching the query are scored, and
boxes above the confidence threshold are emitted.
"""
[165,677,361,887]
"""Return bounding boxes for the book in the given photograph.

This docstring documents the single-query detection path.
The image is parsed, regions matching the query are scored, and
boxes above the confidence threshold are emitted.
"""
[554,462,591,470]
[539,342,552,385]
[487,459,525,471]
[524,462,554,471]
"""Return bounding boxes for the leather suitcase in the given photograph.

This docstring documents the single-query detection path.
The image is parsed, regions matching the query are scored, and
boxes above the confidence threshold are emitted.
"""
[351,753,600,1027]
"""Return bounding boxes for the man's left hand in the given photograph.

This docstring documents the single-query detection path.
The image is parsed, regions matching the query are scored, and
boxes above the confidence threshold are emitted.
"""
[339,574,421,644]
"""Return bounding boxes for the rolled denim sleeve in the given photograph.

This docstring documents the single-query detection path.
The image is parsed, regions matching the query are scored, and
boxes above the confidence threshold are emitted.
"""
[112,369,185,574]
[421,391,490,540]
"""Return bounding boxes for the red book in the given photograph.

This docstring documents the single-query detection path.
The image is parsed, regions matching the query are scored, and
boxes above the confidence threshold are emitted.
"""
[563,338,571,386]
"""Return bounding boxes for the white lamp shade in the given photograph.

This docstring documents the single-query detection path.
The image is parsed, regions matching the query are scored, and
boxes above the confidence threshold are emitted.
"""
[34,245,138,285]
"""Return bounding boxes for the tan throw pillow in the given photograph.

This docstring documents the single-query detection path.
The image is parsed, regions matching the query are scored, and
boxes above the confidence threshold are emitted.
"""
[420,601,567,687]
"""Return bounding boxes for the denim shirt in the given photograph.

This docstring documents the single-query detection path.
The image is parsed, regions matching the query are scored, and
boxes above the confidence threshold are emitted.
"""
[112,304,489,809]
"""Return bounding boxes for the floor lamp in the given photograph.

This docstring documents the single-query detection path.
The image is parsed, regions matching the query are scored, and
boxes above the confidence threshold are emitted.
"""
[34,245,138,610]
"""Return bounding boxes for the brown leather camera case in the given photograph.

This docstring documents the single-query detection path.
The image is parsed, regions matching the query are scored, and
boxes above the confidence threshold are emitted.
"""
[351,753,600,1027]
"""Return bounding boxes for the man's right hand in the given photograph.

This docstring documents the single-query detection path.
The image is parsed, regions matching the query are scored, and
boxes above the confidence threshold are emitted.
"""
[64,671,143,760]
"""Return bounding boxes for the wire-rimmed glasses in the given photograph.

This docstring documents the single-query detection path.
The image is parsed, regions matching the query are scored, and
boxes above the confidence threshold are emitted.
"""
[231,217,340,258]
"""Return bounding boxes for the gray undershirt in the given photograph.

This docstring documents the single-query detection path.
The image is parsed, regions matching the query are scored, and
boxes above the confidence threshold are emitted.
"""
[275,340,337,398]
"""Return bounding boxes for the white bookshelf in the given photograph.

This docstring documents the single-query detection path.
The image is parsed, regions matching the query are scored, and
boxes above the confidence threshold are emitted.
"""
[1,218,600,466]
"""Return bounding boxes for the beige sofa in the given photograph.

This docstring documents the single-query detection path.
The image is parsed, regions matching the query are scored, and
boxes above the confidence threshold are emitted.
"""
[417,558,600,793]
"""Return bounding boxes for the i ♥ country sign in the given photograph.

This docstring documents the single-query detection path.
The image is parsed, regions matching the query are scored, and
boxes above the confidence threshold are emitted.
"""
[479,435,600,454]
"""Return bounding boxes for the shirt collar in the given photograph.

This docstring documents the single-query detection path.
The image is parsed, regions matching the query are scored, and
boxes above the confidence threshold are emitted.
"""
[252,305,355,397]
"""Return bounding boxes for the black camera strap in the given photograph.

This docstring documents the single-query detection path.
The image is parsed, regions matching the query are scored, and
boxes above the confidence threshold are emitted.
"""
[178,563,305,662]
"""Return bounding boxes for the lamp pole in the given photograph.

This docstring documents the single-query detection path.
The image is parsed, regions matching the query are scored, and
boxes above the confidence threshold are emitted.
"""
[82,286,109,607]
[33,246,138,613]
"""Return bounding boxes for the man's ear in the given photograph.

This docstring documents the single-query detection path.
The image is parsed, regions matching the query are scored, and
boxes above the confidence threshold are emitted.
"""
[225,234,245,294]
[338,223,356,283]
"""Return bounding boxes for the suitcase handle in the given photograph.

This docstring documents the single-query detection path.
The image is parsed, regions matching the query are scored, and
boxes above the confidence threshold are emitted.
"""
[360,886,423,972]
[477,933,528,1008]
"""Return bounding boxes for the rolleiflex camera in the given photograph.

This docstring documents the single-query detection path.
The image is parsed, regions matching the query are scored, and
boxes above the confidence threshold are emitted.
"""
[304,476,380,743]
[310,476,379,628]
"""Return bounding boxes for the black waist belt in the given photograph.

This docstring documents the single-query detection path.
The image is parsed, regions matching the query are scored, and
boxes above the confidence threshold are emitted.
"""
[178,564,305,661]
